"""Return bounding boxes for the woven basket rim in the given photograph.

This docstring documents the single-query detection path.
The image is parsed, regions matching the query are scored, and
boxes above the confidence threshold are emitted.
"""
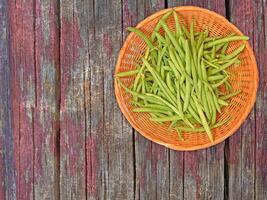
[114,6,259,151]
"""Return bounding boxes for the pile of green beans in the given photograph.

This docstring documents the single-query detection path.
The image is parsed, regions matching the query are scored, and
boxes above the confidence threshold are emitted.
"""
[116,10,248,142]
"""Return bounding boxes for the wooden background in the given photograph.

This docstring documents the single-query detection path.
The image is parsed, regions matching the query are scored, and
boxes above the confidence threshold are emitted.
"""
[0,0,266,199]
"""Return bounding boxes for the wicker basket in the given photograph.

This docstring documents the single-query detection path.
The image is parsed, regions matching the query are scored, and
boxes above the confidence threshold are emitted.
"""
[114,6,258,151]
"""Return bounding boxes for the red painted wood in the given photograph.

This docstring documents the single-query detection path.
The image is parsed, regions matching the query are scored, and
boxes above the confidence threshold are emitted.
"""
[0,0,16,198]
[87,0,135,199]
[4,0,267,199]
[252,1,267,199]
[34,0,60,199]
[227,1,259,199]
[9,1,35,199]
[59,0,87,199]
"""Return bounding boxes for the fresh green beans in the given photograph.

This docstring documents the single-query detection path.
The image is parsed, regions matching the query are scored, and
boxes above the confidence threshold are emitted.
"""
[205,36,249,48]
[127,27,154,49]
[117,15,247,142]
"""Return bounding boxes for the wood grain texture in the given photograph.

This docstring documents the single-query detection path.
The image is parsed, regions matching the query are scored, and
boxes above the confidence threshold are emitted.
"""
[168,1,226,200]
[59,0,87,199]
[88,0,134,199]
[227,1,259,199]
[0,0,16,199]
[3,0,267,199]
[9,1,36,199]
[252,0,267,200]
[122,1,171,200]
[34,0,60,199]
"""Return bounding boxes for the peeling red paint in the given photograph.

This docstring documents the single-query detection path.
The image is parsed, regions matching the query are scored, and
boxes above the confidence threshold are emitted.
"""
[9,0,35,199]
[18,107,34,200]
[60,114,85,176]
[87,135,98,196]
[103,33,113,58]
[185,152,203,199]
[35,1,60,106]
[60,18,84,110]
[122,0,137,30]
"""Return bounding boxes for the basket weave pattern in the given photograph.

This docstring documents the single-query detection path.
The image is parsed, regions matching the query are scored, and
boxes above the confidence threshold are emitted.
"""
[114,6,258,151]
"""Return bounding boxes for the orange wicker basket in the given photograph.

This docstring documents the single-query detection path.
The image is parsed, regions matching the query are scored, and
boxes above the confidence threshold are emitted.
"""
[114,6,258,151]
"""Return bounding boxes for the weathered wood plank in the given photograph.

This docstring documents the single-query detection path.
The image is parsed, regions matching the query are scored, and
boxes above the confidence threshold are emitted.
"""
[252,0,267,199]
[59,0,87,199]
[9,1,36,199]
[34,0,60,199]
[227,1,259,199]
[0,0,16,199]
[167,1,226,200]
[87,0,134,199]
[59,1,89,199]
[122,1,170,200]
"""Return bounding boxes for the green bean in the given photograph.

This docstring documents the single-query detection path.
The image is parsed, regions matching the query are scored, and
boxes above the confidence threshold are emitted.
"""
[189,24,198,91]
[146,93,182,116]
[143,59,177,105]
[136,79,143,95]
[215,43,226,52]
[208,57,239,75]
[182,26,190,39]
[173,11,182,36]
[157,45,168,67]
[211,44,216,58]
[115,69,139,77]
[166,72,176,94]
[151,10,173,41]
[206,88,216,125]
[168,60,180,78]
[224,44,246,60]
[184,40,191,75]
[117,78,164,105]
[201,85,211,121]
[201,60,208,81]
[131,100,145,107]
[224,80,233,91]
[160,67,165,80]
[204,36,221,42]
[211,76,228,88]
[190,20,197,64]
[168,120,177,131]
[175,128,184,141]
[221,42,229,54]
[162,65,172,71]
[141,76,146,94]
[154,31,166,43]
[212,91,221,113]
[133,48,150,91]
[165,33,171,44]
[150,115,182,122]
[196,33,204,51]
[177,117,231,132]
[192,95,213,142]
[183,40,192,112]
[208,74,226,81]
[133,108,170,114]
[127,27,154,49]
[160,20,185,59]
[197,43,204,80]
[218,99,229,106]
[220,90,241,100]
[205,35,249,48]
[175,80,183,116]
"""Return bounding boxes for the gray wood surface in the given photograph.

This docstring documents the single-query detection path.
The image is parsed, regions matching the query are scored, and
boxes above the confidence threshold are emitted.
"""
[0,0,266,199]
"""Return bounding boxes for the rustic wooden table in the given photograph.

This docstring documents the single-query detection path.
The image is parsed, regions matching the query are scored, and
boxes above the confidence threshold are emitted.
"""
[0,0,266,199]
